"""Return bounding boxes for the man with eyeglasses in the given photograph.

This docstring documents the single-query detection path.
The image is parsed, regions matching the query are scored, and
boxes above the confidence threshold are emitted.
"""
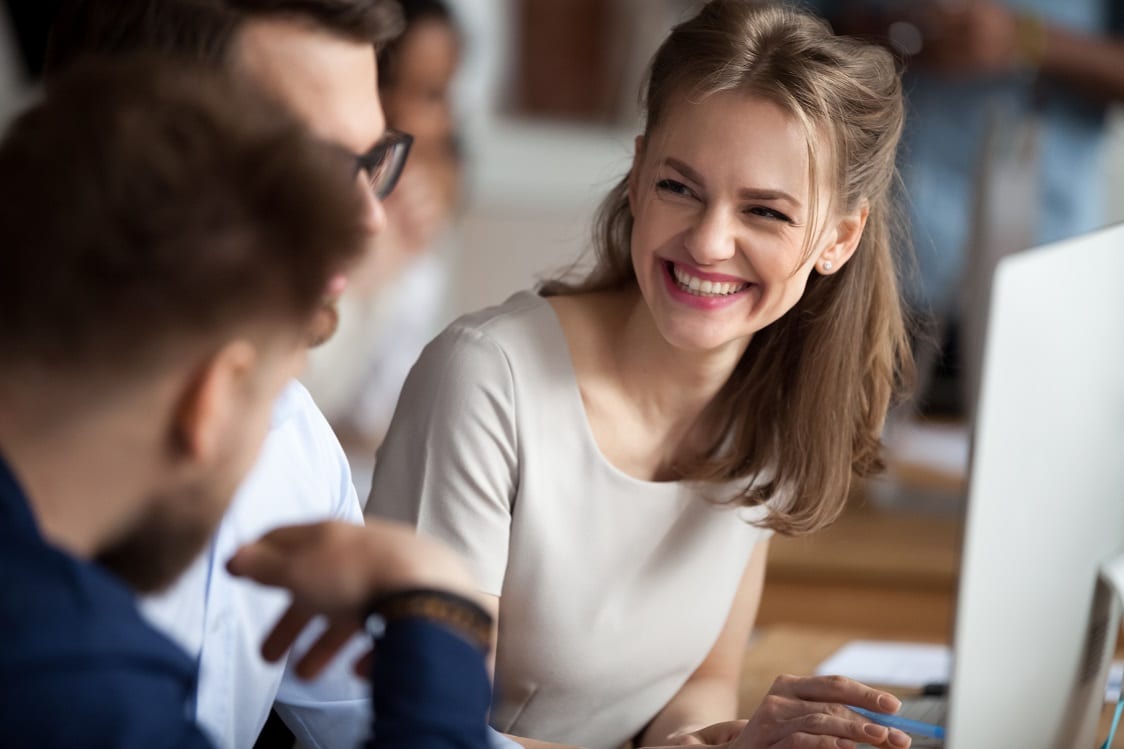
[45,2,522,748]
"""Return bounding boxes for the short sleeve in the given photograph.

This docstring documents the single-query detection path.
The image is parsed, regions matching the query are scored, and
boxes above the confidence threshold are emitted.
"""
[327,428,363,528]
[272,383,370,747]
[284,380,365,526]
[366,324,518,596]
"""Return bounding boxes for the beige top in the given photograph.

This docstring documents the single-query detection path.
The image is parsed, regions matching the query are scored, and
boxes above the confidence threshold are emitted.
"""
[367,291,771,749]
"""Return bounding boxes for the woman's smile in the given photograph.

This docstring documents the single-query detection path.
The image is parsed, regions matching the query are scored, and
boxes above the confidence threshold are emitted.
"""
[661,259,754,310]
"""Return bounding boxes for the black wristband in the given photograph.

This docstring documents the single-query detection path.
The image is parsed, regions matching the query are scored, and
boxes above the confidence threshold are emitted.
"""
[365,588,493,652]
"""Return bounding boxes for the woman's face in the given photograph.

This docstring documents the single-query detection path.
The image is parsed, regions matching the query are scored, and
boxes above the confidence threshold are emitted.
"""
[628,90,864,356]
[381,18,460,148]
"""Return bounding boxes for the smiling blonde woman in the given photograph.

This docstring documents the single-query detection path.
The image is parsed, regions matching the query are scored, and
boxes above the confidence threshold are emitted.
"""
[367,3,915,749]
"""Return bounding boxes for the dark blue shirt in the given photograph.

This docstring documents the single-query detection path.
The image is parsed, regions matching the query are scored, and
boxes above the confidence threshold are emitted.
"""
[0,455,493,749]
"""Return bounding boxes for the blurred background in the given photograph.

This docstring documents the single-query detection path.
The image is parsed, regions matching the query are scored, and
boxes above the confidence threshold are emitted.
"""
[3,0,1124,644]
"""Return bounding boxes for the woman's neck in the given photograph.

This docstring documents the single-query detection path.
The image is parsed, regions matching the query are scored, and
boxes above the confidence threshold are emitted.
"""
[609,287,748,430]
[549,286,750,482]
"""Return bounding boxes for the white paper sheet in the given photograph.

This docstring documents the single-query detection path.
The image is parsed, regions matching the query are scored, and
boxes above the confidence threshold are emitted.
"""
[815,640,951,688]
[817,640,1124,703]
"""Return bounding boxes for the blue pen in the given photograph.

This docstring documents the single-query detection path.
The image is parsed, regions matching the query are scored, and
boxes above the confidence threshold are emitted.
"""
[847,705,946,741]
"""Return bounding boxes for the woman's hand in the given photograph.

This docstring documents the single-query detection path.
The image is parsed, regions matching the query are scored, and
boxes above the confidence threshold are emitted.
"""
[650,675,911,749]
[731,674,911,749]
[661,720,747,745]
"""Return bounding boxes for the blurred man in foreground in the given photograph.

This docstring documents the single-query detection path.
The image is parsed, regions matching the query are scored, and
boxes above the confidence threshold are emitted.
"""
[0,58,495,749]
[44,2,484,745]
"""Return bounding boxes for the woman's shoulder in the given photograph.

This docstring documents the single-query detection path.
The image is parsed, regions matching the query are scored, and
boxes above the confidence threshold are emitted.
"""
[418,290,566,380]
[442,290,558,345]
[419,288,628,388]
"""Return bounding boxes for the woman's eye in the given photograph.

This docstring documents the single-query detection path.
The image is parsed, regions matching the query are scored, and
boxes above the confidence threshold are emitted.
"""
[656,179,695,198]
[746,206,793,224]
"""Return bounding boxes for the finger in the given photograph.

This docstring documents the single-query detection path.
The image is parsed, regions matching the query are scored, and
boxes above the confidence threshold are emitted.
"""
[780,674,902,714]
[250,523,324,551]
[714,720,749,742]
[761,695,907,739]
[755,698,829,727]
[352,648,374,678]
[685,720,747,744]
[226,525,324,583]
[863,725,912,749]
[774,712,894,747]
[774,734,856,749]
[226,540,292,584]
[261,603,316,662]
[767,703,911,749]
[294,618,363,679]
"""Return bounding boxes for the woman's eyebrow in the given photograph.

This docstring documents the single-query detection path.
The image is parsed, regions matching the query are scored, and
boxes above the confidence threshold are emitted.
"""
[664,156,705,185]
[663,156,801,206]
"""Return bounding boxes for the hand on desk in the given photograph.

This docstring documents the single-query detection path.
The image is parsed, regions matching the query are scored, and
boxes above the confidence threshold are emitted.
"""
[651,674,911,749]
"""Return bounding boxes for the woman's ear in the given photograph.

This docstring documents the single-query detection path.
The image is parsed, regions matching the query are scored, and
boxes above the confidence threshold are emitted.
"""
[627,134,646,214]
[172,340,257,463]
[816,201,869,275]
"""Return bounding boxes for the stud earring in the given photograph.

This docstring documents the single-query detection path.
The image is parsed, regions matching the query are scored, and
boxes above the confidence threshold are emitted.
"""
[822,260,834,272]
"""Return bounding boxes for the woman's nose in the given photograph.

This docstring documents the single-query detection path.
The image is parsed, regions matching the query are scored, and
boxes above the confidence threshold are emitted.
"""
[684,206,737,265]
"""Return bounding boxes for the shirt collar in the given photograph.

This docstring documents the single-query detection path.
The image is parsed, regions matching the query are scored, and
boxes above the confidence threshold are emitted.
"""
[270,379,301,429]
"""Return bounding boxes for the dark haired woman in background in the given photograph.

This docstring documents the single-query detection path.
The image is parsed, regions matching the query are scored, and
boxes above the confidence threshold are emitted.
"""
[305,0,464,457]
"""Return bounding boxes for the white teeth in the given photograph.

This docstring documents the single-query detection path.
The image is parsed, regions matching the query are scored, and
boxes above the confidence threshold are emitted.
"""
[670,264,748,297]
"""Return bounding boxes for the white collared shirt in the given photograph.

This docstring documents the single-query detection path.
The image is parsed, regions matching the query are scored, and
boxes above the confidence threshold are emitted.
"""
[142,380,369,749]
[141,380,520,749]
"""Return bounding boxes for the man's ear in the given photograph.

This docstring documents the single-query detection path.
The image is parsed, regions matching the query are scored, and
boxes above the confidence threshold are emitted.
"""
[816,201,869,275]
[173,340,258,462]
[627,134,646,214]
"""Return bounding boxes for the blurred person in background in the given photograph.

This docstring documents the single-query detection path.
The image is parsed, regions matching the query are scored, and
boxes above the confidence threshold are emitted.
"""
[304,0,464,469]
[0,57,497,749]
[45,2,517,748]
[810,0,1124,413]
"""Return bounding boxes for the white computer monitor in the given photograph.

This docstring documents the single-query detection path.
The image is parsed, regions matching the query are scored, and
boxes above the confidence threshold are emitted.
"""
[945,222,1124,747]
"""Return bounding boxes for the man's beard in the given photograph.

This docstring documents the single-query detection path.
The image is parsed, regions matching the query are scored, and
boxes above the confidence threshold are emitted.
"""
[95,486,221,594]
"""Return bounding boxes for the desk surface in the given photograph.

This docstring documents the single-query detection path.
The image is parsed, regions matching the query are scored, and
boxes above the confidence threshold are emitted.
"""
[758,496,963,641]
[739,626,1124,749]
[766,496,962,588]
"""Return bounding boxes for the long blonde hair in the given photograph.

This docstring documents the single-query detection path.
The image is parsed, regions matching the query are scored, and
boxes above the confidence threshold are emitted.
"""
[542,1,914,535]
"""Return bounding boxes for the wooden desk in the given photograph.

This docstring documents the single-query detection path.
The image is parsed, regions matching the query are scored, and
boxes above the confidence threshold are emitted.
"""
[757,495,963,641]
[739,624,1124,747]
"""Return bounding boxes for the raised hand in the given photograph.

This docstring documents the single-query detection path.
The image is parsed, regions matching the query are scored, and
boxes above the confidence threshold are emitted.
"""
[226,520,478,677]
